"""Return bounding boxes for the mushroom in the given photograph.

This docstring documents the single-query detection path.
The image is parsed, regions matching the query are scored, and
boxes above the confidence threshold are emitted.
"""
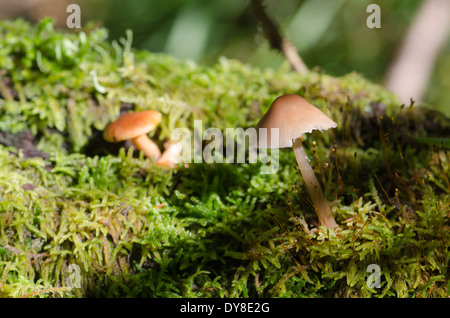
[156,140,184,169]
[256,94,338,229]
[103,110,162,160]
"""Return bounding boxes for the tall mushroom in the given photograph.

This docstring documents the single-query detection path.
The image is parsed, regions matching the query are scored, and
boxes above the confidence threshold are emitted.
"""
[103,110,162,160]
[256,94,338,229]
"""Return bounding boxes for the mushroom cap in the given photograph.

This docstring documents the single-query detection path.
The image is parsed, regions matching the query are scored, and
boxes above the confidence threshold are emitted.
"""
[256,94,336,148]
[103,110,162,142]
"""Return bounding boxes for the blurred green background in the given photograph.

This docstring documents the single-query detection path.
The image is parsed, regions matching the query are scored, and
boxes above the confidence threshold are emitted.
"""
[1,0,449,113]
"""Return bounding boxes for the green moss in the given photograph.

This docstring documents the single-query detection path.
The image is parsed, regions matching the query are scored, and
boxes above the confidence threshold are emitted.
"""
[0,19,449,298]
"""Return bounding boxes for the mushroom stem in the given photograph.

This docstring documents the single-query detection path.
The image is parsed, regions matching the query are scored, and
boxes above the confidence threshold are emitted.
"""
[293,138,338,229]
[157,140,183,169]
[131,134,161,161]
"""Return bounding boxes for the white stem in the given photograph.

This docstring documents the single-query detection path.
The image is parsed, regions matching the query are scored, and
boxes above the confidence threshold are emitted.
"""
[157,140,183,169]
[293,138,338,229]
[132,135,161,161]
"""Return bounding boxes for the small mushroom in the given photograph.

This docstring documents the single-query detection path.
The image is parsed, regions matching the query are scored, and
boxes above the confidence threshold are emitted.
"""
[156,140,184,169]
[256,94,338,229]
[103,110,162,160]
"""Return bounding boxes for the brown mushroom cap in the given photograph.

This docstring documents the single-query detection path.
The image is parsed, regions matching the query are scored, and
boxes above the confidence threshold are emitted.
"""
[256,94,336,148]
[103,110,162,143]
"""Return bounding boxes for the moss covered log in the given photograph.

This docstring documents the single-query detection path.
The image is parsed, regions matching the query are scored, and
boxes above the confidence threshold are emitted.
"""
[0,19,448,298]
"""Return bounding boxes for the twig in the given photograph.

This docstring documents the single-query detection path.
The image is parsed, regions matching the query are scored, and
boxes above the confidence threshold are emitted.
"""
[251,0,308,73]
[384,0,450,105]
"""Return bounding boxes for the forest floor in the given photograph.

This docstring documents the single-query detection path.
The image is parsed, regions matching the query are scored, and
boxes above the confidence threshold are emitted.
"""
[0,19,448,298]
